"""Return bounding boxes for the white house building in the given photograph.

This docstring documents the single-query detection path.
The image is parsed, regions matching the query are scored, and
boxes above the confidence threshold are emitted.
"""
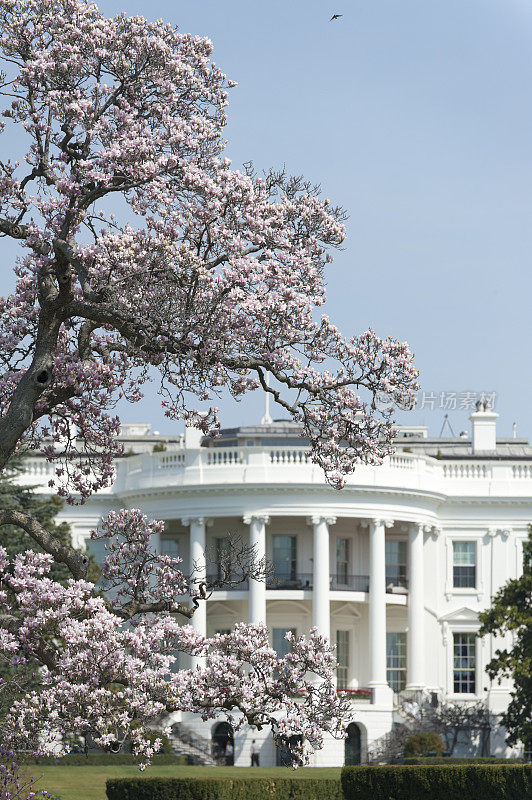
[19,406,531,765]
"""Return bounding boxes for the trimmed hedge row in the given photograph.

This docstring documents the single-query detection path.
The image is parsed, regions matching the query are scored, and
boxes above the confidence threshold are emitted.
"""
[21,753,187,766]
[404,756,524,765]
[341,765,532,800]
[106,777,343,800]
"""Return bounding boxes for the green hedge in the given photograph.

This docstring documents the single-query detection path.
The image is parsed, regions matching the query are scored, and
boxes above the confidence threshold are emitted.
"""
[404,732,445,757]
[341,765,532,800]
[106,777,342,800]
[21,753,187,766]
[404,757,524,765]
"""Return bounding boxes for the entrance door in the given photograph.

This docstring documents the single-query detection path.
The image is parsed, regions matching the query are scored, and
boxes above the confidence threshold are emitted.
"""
[345,723,361,765]
[212,722,234,765]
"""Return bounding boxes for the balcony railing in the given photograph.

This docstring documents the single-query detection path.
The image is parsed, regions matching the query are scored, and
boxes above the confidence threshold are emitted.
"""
[204,572,407,593]
[205,574,249,591]
[385,575,409,593]
[331,574,370,592]
[267,573,371,592]
[267,572,313,590]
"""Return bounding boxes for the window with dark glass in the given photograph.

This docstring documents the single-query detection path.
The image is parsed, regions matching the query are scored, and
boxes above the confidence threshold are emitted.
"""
[453,632,476,693]
[215,537,231,580]
[386,632,407,692]
[272,535,297,581]
[385,541,407,588]
[336,630,349,689]
[86,537,107,567]
[160,537,179,558]
[273,628,296,658]
[453,541,476,588]
[336,538,349,585]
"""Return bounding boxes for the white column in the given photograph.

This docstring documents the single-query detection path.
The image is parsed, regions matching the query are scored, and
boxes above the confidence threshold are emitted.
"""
[244,514,269,626]
[407,522,425,690]
[183,516,208,668]
[309,516,336,640]
[368,518,394,704]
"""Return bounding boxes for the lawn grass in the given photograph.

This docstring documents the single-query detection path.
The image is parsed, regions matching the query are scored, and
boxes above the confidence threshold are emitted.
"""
[27,765,342,800]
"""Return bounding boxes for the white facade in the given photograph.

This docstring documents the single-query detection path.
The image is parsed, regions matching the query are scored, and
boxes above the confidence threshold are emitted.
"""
[21,408,531,765]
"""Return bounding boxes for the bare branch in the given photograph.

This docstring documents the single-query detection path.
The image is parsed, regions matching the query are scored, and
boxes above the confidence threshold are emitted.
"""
[0,509,89,579]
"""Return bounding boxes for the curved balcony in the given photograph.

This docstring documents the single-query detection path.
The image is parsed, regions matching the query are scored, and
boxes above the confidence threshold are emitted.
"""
[114,446,440,496]
[20,445,532,501]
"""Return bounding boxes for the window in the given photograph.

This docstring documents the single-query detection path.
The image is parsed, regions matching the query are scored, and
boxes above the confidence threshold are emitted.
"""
[524,738,532,762]
[215,629,231,636]
[336,630,349,689]
[215,537,231,580]
[160,537,179,558]
[386,632,407,692]
[453,541,476,588]
[273,628,296,658]
[386,541,407,589]
[453,633,476,693]
[86,537,107,567]
[272,536,297,580]
[336,539,349,584]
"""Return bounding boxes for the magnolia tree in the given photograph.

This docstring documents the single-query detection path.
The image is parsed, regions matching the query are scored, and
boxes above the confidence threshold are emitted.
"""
[0,0,418,766]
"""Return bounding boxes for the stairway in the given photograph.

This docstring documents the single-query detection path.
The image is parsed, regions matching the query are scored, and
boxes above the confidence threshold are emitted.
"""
[168,723,219,766]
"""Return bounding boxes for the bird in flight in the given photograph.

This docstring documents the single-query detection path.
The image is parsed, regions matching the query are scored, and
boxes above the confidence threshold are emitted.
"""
[330,13,343,21]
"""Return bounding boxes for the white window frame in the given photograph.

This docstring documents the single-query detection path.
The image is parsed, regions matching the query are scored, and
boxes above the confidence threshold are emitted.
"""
[160,536,181,558]
[385,536,408,589]
[452,540,477,590]
[386,630,407,693]
[335,537,350,584]
[271,534,298,580]
[446,625,482,700]
[445,533,483,600]
[335,629,350,689]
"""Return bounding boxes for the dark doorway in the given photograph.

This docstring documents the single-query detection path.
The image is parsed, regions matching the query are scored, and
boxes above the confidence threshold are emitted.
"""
[212,722,234,765]
[275,734,303,766]
[345,722,362,765]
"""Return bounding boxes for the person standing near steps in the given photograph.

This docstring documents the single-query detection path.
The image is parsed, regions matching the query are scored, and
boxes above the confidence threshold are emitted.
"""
[250,739,260,766]
[225,739,234,766]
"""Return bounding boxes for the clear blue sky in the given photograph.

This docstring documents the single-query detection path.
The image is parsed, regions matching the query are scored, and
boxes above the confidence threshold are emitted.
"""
[6,0,532,437]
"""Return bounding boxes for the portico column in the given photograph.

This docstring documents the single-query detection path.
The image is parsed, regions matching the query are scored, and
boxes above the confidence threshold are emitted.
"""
[368,518,394,704]
[244,514,269,626]
[407,522,425,690]
[309,516,336,640]
[182,516,209,668]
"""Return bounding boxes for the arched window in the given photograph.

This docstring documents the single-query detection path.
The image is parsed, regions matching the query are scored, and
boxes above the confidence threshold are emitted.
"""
[345,722,362,765]
[212,722,234,765]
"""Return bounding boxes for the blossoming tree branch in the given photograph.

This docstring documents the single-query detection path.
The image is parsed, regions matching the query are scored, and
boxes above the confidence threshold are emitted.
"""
[0,0,418,765]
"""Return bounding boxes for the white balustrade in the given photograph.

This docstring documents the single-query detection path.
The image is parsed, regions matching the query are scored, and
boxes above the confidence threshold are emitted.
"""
[442,463,491,479]
[24,459,54,477]
[158,452,185,469]
[269,449,311,465]
[206,450,242,466]
[512,464,532,479]
[388,454,416,469]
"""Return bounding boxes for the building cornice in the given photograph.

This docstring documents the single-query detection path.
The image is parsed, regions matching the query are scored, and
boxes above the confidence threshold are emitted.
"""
[114,482,448,505]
